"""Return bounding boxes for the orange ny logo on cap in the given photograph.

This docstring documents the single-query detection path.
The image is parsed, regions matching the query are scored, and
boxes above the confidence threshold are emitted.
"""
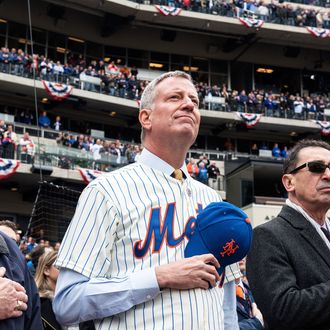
[220,239,239,257]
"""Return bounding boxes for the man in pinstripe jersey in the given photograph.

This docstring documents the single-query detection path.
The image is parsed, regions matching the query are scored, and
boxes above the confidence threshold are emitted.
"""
[54,71,240,329]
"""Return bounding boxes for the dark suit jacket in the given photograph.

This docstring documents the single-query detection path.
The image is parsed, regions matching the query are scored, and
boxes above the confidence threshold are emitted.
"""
[246,205,330,330]
[0,232,43,330]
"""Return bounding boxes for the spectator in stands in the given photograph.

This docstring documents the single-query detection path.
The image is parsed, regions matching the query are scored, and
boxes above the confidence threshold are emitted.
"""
[251,143,259,155]
[281,145,288,158]
[56,132,70,147]
[238,89,248,113]
[34,251,62,330]
[107,60,119,75]
[197,161,208,185]
[263,94,275,117]
[2,124,17,159]
[131,65,138,77]
[208,160,221,189]
[71,134,85,149]
[19,132,35,164]
[26,245,46,277]
[120,64,131,78]
[272,143,281,157]
[0,119,6,157]
[27,236,37,252]
[38,111,51,128]
[90,138,103,169]
[293,96,305,119]
[116,72,127,98]
[133,144,142,162]
[127,75,138,100]
[19,109,34,125]
[54,242,61,251]
[306,97,317,120]
[197,154,210,169]
[81,135,91,151]
[53,116,62,131]
[187,158,199,179]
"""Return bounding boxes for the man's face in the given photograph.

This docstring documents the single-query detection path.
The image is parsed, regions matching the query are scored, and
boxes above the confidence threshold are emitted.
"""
[285,147,330,210]
[147,77,200,146]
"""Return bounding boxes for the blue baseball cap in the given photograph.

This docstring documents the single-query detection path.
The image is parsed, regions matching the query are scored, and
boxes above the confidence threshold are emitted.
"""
[184,201,252,275]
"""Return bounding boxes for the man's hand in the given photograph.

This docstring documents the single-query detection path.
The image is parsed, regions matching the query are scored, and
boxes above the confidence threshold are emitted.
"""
[251,302,264,326]
[0,267,28,320]
[155,254,221,290]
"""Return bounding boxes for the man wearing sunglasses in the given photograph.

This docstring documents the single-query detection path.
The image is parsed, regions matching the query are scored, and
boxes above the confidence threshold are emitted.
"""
[246,139,330,330]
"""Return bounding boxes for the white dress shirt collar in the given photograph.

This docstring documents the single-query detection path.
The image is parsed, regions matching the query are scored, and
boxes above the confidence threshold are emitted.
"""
[137,147,189,178]
[286,199,330,249]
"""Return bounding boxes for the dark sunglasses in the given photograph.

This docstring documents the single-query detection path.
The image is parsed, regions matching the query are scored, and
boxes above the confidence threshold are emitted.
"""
[289,161,330,174]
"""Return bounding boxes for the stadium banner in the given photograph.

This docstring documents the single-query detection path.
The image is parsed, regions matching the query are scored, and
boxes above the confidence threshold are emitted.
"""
[155,5,182,16]
[236,112,262,128]
[42,81,73,101]
[78,168,105,184]
[313,120,330,135]
[0,158,20,180]
[238,17,264,29]
[306,27,330,38]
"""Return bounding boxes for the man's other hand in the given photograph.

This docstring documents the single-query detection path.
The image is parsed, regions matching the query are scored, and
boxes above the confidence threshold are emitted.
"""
[155,254,221,290]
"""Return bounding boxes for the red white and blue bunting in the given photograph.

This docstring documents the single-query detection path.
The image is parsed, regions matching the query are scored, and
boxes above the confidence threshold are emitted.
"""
[0,158,20,180]
[238,17,264,29]
[236,112,262,128]
[313,120,330,135]
[155,5,182,16]
[78,168,104,184]
[306,27,330,38]
[42,81,73,101]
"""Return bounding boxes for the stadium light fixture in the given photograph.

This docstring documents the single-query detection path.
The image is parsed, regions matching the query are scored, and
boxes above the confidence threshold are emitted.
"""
[149,63,163,69]
[56,47,66,53]
[256,68,273,74]
[68,36,85,43]
[18,38,31,45]
[183,66,199,72]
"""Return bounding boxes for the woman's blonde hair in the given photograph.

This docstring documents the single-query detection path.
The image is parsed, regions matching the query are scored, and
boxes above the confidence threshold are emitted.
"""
[34,250,58,299]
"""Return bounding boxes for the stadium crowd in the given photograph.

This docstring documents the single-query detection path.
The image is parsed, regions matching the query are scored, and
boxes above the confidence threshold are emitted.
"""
[132,0,330,28]
[1,46,330,121]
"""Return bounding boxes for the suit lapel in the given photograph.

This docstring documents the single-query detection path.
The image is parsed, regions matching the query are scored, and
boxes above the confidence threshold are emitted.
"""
[279,205,330,268]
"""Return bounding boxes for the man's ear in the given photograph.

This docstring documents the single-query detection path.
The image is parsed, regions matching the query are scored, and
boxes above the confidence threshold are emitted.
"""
[282,174,295,192]
[139,109,152,132]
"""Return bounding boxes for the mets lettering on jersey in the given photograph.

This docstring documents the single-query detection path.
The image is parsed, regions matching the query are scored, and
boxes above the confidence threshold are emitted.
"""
[133,202,202,258]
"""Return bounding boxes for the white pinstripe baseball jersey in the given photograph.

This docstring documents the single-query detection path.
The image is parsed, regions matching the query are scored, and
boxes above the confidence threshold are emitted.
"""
[56,160,239,330]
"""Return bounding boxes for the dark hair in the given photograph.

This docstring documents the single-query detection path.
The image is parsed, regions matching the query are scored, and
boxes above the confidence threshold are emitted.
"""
[283,139,330,174]
[29,245,46,269]
[0,220,17,232]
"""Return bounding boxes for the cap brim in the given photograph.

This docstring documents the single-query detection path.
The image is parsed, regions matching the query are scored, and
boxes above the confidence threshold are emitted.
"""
[184,229,210,259]
[185,229,225,276]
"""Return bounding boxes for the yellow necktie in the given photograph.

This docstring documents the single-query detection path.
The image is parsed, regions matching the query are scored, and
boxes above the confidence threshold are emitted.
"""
[172,169,183,182]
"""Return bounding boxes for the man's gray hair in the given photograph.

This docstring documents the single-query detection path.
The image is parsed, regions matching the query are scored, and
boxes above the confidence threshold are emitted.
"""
[139,71,193,143]
[139,71,193,111]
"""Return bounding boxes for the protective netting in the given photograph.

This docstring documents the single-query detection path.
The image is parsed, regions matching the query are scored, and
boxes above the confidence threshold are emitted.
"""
[27,181,82,243]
